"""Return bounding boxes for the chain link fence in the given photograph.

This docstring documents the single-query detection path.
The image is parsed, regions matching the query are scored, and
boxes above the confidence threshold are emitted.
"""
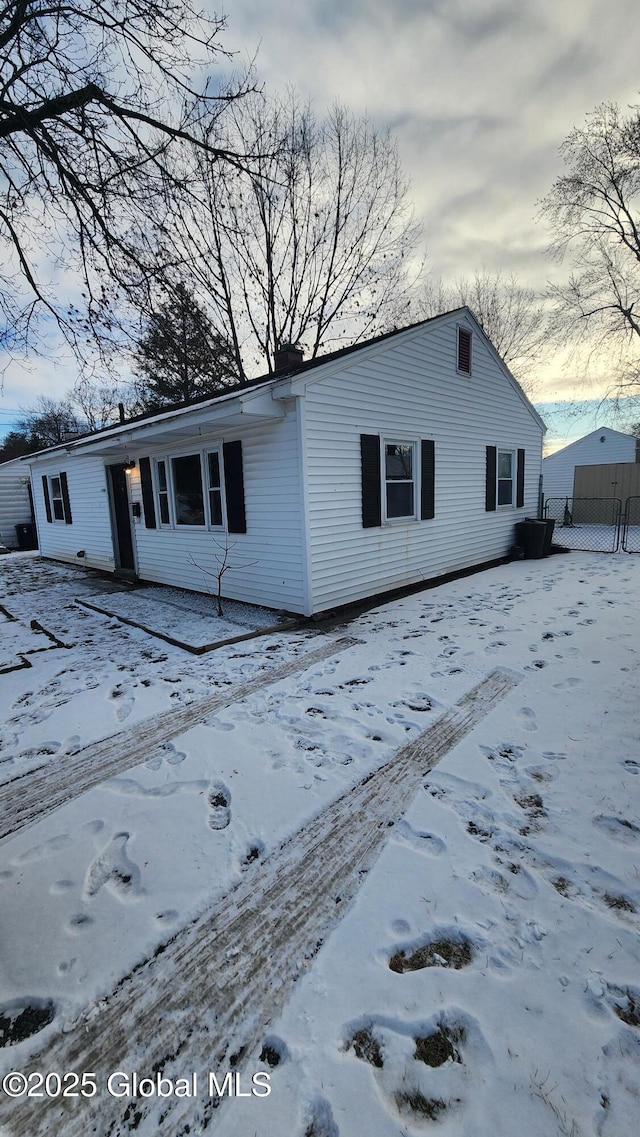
[543,497,622,552]
[622,496,640,552]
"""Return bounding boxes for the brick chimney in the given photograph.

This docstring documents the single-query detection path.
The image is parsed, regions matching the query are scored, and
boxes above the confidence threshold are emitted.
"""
[273,343,304,372]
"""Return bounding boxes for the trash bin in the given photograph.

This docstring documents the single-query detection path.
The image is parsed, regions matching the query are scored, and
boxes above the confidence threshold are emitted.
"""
[15,523,37,550]
[515,520,547,559]
[526,517,555,556]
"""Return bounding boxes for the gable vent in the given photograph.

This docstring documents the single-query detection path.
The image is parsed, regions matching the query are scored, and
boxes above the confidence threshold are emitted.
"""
[457,327,472,374]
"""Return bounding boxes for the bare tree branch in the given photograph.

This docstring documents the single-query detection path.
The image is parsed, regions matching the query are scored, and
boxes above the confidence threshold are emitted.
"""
[0,0,258,362]
[417,270,548,393]
[539,100,640,396]
[150,88,424,378]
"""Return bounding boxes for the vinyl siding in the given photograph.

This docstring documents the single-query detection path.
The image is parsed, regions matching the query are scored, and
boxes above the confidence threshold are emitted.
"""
[129,408,306,613]
[0,460,32,547]
[28,455,115,570]
[543,428,638,499]
[302,313,543,613]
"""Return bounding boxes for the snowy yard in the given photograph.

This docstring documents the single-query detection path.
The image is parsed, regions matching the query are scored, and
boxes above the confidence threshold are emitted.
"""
[0,550,639,1136]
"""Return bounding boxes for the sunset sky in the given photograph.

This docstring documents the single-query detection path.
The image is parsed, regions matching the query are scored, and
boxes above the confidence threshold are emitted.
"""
[1,0,639,452]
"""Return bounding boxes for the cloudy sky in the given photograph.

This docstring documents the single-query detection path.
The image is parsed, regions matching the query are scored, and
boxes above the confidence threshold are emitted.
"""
[1,0,639,448]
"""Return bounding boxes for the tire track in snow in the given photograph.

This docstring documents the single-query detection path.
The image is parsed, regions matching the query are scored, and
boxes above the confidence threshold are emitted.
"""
[0,636,359,842]
[1,668,519,1137]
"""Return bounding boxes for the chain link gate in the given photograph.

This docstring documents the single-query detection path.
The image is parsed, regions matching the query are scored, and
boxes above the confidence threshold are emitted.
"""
[622,496,640,552]
[544,497,622,552]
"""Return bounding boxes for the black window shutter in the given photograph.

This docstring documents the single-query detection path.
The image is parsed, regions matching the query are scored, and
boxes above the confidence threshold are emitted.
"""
[360,434,381,528]
[516,448,525,508]
[458,327,472,373]
[139,457,157,529]
[486,446,497,511]
[42,475,52,523]
[223,440,246,534]
[60,471,72,524]
[420,439,435,520]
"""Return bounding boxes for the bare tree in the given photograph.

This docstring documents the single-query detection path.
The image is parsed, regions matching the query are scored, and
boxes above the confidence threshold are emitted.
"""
[539,100,640,397]
[188,540,257,617]
[71,376,140,430]
[156,90,423,379]
[1,378,138,457]
[0,0,254,360]
[14,395,80,448]
[417,271,548,391]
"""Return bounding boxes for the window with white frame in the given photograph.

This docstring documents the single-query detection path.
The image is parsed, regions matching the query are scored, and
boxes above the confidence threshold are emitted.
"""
[155,459,171,525]
[42,470,72,524]
[207,450,223,527]
[152,449,226,529]
[49,475,65,520]
[384,440,417,519]
[497,448,515,506]
[171,453,205,526]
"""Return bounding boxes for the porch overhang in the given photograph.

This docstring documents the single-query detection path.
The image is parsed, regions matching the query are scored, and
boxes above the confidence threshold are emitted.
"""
[58,388,287,459]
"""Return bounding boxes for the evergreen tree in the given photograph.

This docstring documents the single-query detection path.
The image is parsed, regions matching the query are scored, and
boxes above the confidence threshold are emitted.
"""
[0,431,34,462]
[134,285,239,410]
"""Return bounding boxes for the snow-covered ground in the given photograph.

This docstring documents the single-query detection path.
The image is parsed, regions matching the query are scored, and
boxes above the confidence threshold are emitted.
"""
[0,551,639,1137]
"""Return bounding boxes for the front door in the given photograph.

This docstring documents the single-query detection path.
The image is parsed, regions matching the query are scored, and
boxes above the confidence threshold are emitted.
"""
[107,464,136,573]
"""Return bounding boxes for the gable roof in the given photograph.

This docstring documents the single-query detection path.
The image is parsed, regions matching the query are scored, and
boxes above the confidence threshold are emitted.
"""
[24,307,544,461]
[543,426,637,463]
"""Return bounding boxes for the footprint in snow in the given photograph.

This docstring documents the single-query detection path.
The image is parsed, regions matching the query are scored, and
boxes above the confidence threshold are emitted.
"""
[83,832,142,900]
[61,734,82,755]
[146,742,188,770]
[154,909,179,925]
[344,1008,490,1126]
[50,879,74,895]
[517,706,538,732]
[302,1095,340,1137]
[68,913,94,932]
[605,983,640,1027]
[259,1035,289,1068]
[241,840,265,868]
[207,782,231,830]
[106,777,208,798]
[392,819,446,857]
[15,832,74,864]
[206,715,236,732]
[388,927,475,973]
[593,815,640,845]
[471,863,538,901]
[524,764,558,784]
[108,683,134,723]
[0,998,56,1049]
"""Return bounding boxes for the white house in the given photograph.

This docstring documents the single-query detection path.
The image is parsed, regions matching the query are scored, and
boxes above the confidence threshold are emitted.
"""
[24,309,545,617]
[0,458,34,548]
[542,427,639,501]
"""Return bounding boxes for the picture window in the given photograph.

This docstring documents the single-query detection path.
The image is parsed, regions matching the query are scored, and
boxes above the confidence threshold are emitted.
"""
[172,454,205,526]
